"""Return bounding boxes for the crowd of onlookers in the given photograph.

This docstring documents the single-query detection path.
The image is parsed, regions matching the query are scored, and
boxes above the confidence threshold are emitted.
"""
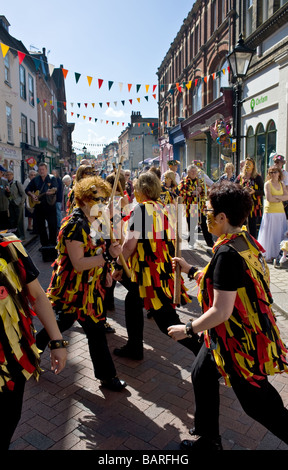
[0,152,288,267]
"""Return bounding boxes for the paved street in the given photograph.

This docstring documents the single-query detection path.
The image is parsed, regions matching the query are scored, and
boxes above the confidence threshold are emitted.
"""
[9,233,288,452]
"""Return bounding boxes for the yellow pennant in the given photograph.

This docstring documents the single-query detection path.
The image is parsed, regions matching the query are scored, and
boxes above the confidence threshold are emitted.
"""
[145,84,150,93]
[87,76,93,86]
[0,42,9,58]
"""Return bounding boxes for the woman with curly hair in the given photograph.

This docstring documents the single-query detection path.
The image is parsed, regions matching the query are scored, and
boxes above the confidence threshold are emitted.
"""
[168,181,288,450]
[36,176,127,391]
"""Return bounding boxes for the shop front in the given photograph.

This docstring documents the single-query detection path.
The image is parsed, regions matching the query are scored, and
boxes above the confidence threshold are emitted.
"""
[0,143,22,180]
[242,56,287,179]
[169,123,186,175]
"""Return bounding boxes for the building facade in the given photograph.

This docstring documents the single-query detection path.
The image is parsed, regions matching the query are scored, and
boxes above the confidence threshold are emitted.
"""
[157,0,288,179]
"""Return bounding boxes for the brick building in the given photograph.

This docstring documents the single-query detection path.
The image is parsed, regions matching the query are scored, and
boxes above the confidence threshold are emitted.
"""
[157,0,288,179]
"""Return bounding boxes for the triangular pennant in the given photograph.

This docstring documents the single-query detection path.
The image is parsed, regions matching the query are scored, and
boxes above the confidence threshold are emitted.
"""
[152,94,156,99]
[62,68,69,79]
[77,103,81,108]
[144,96,148,101]
[95,118,97,122]
[18,51,26,64]
[186,80,192,89]
[99,103,103,108]
[89,117,92,121]
[48,63,55,76]
[92,103,95,108]
[83,116,86,120]
[128,84,132,92]
[33,58,41,71]
[195,78,198,86]
[98,78,103,89]
[107,102,110,107]
[77,114,80,118]
[106,120,109,124]
[153,84,157,92]
[114,101,117,107]
[119,82,123,92]
[87,76,93,86]
[121,100,125,106]
[71,112,74,116]
[108,81,114,90]
[0,43,9,58]
[136,84,141,93]
[137,98,140,103]
[145,85,150,92]
[84,103,88,108]
[129,99,132,104]
[70,103,74,107]
[75,72,81,83]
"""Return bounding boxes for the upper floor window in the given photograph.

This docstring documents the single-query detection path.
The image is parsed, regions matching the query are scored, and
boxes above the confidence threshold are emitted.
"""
[177,96,184,119]
[6,104,13,143]
[257,0,269,27]
[28,74,35,107]
[19,65,26,100]
[212,59,230,100]
[246,0,253,36]
[192,80,202,114]
[274,0,288,12]
[30,119,36,146]
[4,53,10,85]
[211,0,217,34]
[21,114,28,143]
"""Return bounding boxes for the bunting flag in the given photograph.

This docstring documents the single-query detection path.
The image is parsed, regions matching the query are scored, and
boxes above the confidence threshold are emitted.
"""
[18,51,26,64]
[62,68,69,79]
[0,42,9,58]
[98,78,104,89]
[128,83,132,92]
[108,81,114,90]
[75,72,81,83]
[87,76,93,86]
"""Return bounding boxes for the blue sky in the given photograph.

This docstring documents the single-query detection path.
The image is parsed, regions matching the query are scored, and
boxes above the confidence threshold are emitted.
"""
[1,0,194,154]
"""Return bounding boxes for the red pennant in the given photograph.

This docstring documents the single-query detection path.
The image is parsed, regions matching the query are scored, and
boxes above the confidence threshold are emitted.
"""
[98,79,103,89]
[107,102,110,107]
[18,51,26,64]
[128,84,132,92]
[129,99,132,105]
[62,69,69,79]
[153,84,157,92]
[152,94,156,99]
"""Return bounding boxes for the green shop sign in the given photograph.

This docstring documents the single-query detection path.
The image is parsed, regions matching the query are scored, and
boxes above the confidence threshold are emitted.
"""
[250,95,268,111]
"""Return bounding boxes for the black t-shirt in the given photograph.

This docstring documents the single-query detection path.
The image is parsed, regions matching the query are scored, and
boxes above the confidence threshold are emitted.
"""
[210,245,245,291]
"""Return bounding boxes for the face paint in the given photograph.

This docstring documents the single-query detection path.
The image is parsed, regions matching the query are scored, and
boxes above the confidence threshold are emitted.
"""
[206,212,216,232]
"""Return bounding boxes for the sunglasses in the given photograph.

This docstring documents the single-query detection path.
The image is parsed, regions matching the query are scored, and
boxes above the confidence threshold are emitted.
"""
[268,171,277,174]
[203,208,214,214]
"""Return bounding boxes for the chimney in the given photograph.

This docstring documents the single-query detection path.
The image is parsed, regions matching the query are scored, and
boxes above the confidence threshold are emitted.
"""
[0,16,10,32]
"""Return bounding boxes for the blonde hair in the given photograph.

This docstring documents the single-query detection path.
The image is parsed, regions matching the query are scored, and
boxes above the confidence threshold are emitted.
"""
[74,176,112,206]
[163,170,177,187]
[224,162,235,173]
[241,157,258,178]
[134,172,161,201]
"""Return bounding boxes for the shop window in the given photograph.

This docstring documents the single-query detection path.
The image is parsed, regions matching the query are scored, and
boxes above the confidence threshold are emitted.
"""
[267,119,277,166]
[246,125,255,159]
[255,123,265,178]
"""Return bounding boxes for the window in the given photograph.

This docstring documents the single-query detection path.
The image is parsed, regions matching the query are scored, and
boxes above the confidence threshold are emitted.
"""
[211,0,216,34]
[6,104,13,143]
[4,53,10,85]
[274,0,288,13]
[192,80,202,113]
[30,119,36,146]
[19,65,26,100]
[246,126,255,159]
[21,114,28,143]
[267,120,277,166]
[177,96,184,119]
[28,74,35,107]
[212,59,230,100]
[246,0,253,36]
[255,123,265,177]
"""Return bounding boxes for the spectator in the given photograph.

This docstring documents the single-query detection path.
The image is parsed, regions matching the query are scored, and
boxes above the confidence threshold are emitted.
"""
[6,170,26,240]
[218,162,235,182]
[0,165,9,230]
[23,170,37,232]
[124,169,134,201]
[168,182,288,450]
[273,154,288,218]
[25,162,58,249]
[235,157,264,238]
[257,166,288,262]
[62,174,72,211]
[52,169,64,231]
[160,170,179,205]
[166,160,181,184]
[0,232,67,450]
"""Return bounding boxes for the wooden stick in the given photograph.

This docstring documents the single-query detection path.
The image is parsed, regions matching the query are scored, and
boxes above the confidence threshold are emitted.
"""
[112,162,124,196]
[173,196,183,305]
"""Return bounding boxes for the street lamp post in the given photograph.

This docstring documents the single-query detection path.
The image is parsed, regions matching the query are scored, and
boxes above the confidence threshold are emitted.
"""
[53,122,63,176]
[227,34,255,175]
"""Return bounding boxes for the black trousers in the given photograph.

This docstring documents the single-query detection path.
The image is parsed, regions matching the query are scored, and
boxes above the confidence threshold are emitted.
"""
[36,312,117,381]
[34,204,57,247]
[120,274,202,356]
[187,214,214,247]
[191,343,288,443]
[0,373,26,450]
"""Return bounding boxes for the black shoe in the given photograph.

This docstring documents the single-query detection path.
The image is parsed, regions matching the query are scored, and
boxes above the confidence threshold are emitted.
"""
[100,377,127,391]
[113,345,143,360]
[180,435,223,451]
[104,322,115,333]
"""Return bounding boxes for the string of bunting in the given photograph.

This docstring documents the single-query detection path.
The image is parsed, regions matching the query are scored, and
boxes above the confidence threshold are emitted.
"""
[0,40,230,96]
